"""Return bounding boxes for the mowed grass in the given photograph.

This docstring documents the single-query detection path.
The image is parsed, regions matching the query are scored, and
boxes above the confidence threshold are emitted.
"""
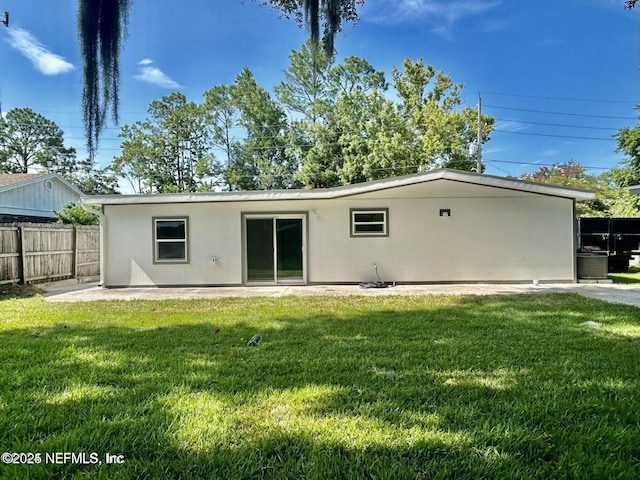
[610,267,640,284]
[0,293,638,479]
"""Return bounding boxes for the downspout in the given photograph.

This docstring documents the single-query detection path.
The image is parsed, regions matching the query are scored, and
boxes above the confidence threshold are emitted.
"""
[80,199,105,287]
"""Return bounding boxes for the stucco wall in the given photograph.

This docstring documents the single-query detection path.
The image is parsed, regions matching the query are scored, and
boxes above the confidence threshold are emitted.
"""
[102,180,576,286]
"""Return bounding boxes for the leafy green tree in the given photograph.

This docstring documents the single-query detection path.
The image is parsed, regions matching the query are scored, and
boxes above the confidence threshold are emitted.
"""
[230,68,300,190]
[0,108,78,175]
[112,93,219,193]
[613,109,640,188]
[55,202,100,225]
[328,55,388,95]
[520,161,631,217]
[203,85,240,190]
[72,158,120,195]
[275,40,334,124]
[331,90,412,184]
[391,58,494,172]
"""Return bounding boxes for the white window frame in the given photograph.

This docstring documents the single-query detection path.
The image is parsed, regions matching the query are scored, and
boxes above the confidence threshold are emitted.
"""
[350,208,389,237]
[153,217,189,264]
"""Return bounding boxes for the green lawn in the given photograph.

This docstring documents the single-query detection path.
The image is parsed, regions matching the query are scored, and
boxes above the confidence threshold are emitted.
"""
[609,267,640,284]
[0,292,638,479]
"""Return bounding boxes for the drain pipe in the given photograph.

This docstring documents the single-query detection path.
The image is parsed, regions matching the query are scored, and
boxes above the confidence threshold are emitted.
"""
[80,199,105,287]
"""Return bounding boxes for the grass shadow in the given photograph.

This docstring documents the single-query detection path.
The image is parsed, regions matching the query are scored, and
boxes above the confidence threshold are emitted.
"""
[0,293,638,479]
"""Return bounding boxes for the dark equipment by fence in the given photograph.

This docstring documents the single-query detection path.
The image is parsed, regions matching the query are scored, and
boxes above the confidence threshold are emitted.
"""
[579,217,640,272]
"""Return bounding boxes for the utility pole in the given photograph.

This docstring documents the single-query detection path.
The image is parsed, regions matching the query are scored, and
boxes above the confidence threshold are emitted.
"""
[476,93,482,173]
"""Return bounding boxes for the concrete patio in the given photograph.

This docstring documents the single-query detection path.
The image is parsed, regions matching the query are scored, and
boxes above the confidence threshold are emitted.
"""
[38,280,640,308]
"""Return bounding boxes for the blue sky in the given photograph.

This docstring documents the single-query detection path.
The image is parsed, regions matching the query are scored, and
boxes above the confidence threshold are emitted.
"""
[0,0,637,183]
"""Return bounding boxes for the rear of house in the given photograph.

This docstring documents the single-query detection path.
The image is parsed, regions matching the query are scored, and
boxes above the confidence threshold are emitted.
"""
[84,169,594,287]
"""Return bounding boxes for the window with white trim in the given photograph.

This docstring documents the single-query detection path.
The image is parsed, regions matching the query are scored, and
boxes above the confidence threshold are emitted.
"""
[153,217,189,263]
[350,209,389,237]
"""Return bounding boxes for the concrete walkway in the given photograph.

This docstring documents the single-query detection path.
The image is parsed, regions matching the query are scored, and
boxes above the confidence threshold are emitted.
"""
[39,280,640,308]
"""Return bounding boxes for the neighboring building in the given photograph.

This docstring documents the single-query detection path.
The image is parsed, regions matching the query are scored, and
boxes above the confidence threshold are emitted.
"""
[83,169,595,288]
[0,173,83,223]
[630,185,640,195]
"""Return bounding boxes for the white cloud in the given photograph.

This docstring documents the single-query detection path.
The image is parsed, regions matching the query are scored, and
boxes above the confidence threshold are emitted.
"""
[134,59,182,89]
[495,120,527,133]
[365,0,501,28]
[6,27,74,75]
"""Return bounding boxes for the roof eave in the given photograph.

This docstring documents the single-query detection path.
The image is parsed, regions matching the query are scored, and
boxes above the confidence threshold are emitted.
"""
[82,169,596,205]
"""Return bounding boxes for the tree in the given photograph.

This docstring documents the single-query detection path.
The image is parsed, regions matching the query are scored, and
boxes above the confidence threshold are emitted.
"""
[72,158,120,195]
[613,109,640,188]
[328,55,387,96]
[391,58,494,172]
[0,108,78,175]
[330,90,412,184]
[275,40,334,124]
[111,93,219,193]
[203,85,240,190]
[55,202,100,225]
[520,161,622,217]
[230,68,300,190]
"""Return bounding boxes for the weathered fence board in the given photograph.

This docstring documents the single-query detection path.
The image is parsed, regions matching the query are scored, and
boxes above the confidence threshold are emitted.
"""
[0,223,100,284]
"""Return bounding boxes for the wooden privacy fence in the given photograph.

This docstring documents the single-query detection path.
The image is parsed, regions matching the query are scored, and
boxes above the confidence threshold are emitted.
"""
[0,223,100,285]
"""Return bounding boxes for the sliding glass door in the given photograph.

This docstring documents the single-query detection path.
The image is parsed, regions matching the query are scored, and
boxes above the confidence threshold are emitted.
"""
[245,214,306,284]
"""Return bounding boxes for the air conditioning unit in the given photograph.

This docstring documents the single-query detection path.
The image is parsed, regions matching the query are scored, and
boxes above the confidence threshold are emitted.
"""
[577,254,608,279]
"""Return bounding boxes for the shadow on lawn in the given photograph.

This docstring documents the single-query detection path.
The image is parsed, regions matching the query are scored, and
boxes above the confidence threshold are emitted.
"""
[0,293,638,479]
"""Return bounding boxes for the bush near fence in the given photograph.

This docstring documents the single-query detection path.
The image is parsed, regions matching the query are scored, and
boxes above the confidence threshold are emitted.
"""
[0,223,99,285]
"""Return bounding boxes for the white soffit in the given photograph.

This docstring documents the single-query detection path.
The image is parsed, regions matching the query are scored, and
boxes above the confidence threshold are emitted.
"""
[83,169,595,205]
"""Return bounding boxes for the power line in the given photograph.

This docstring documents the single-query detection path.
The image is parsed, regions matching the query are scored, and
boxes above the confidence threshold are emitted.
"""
[494,129,615,141]
[483,91,638,105]
[485,104,637,120]
[494,118,619,131]
[484,159,612,170]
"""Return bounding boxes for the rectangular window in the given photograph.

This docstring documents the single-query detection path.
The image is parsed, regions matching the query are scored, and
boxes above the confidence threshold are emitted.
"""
[153,217,189,263]
[350,208,389,237]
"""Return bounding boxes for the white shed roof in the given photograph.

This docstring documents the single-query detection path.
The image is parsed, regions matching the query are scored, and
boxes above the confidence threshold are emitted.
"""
[629,185,640,195]
[83,169,595,205]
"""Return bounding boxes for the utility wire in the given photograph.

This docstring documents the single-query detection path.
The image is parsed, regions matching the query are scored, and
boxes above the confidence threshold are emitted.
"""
[485,104,637,120]
[494,118,619,131]
[482,91,638,105]
[494,129,615,141]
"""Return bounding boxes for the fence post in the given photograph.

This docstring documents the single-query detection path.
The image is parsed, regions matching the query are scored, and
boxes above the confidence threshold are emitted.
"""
[73,226,78,279]
[17,225,26,284]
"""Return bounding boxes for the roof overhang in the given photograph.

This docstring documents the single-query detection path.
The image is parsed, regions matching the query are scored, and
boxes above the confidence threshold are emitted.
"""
[83,169,596,206]
[629,185,640,195]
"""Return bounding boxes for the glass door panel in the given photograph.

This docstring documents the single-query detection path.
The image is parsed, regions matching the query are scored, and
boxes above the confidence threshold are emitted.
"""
[276,218,303,283]
[246,218,274,282]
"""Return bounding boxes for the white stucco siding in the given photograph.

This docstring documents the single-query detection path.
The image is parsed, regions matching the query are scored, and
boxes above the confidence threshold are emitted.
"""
[102,179,576,287]
[104,202,245,286]
[306,194,574,283]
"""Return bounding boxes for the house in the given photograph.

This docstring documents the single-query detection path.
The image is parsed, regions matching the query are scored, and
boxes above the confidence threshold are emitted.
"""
[630,185,640,195]
[83,169,595,288]
[0,173,83,223]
